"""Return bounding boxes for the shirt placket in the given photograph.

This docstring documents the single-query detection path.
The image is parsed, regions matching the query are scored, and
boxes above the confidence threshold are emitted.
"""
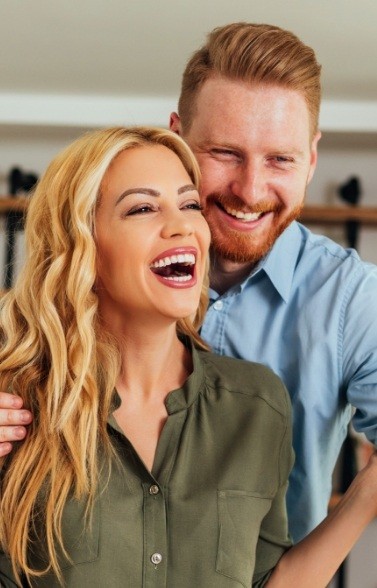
[202,293,237,355]
[142,480,167,588]
[141,409,188,587]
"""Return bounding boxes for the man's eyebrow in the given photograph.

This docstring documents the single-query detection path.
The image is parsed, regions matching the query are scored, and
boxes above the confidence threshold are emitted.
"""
[178,184,197,194]
[272,148,306,157]
[115,188,160,206]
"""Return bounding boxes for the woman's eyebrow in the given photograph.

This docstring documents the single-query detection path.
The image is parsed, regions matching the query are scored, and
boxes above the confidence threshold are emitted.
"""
[178,184,197,194]
[115,184,197,206]
[115,188,160,206]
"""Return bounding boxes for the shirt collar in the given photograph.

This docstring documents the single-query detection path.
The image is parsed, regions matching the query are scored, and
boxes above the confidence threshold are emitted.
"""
[108,338,205,430]
[209,221,302,303]
[164,340,205,414]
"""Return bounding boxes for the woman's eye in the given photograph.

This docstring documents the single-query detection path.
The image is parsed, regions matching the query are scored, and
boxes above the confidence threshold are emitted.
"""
[183,202,203,211]
[126,204,155,216]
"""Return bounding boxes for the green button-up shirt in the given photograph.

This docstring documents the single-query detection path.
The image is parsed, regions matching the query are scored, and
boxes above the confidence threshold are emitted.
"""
[0,347,293,588]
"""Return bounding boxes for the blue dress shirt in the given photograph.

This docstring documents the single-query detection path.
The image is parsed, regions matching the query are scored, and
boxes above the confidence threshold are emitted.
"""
[201,221,377,542]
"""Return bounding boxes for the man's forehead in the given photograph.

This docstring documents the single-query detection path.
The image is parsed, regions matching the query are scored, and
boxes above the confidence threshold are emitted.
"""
[192,77,309,118]
[187,79,312,146]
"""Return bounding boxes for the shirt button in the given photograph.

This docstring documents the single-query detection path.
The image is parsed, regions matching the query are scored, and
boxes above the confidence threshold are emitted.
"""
[149,484,159,495]
[151,553,163,565]
[213,300,223,311]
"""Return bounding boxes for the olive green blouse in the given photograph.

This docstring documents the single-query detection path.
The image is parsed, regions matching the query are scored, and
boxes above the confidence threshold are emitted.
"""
[0,347,293,587]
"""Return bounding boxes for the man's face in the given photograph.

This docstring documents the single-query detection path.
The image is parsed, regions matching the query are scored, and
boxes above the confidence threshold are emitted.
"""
[170,78,320,266]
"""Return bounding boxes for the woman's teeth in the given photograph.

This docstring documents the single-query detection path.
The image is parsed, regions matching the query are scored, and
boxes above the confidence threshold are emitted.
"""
[150,253,196,282]
[163,274,192,282]
[150,253,195,269]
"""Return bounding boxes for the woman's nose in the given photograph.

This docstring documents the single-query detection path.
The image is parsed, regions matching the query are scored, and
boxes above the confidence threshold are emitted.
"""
[160,209,194,239]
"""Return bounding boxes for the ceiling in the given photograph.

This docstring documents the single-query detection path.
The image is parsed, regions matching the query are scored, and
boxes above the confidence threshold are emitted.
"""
[1,0,376,103]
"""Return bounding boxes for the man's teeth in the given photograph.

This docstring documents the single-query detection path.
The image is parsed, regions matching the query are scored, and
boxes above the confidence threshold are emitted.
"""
[150,253,195,269]
[224,206,263,222]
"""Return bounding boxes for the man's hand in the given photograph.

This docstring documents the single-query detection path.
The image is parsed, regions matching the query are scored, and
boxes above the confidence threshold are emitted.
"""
[0,392,32,456]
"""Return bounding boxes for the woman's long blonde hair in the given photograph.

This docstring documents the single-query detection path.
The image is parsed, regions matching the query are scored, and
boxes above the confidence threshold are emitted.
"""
[0,127,209,584]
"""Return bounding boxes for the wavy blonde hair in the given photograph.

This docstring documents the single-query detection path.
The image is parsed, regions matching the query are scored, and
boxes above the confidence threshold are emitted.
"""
[0,126,209,585]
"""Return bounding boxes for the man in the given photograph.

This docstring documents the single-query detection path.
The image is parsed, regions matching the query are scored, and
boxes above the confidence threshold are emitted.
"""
[1,22,377,543]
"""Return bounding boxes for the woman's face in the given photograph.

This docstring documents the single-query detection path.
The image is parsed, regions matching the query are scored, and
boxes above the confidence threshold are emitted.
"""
[95,144,211,328]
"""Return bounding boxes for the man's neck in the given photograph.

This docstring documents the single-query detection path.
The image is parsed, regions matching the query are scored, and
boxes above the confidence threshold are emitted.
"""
[209,252,256,295]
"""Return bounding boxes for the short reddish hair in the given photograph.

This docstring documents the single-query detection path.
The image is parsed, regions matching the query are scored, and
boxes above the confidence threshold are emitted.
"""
[178,22,322,138]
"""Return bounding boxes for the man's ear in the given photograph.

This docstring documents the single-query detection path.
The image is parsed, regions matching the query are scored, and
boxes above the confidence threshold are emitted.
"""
[307,130,321,185]
[169,112,182,135]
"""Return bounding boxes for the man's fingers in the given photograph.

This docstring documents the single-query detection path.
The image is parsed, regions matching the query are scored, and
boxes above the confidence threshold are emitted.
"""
[0,408,32,426]
[0,392,24,409]
[0,442,13,457]
[0,425,28,443]
[0,392,23,408]
[0,394,32,429]
[0,394,33,455]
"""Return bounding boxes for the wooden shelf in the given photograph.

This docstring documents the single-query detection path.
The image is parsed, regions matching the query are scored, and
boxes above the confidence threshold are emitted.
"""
[300,205,377,225]
[0,197,29,213]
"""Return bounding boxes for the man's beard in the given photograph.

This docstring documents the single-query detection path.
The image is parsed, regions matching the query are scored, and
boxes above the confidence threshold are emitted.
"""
[203,194,304,265]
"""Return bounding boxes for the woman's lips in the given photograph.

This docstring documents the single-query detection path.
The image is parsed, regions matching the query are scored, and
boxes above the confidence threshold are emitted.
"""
[149,247,198,288]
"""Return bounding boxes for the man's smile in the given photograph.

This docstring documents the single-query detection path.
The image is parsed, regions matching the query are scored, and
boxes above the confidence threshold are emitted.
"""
[220,202,267,223]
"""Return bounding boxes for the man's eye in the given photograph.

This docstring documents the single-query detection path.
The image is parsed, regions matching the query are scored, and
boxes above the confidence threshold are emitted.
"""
[211,149,238,158]
[272,156,294,164]
[210,149,243,164]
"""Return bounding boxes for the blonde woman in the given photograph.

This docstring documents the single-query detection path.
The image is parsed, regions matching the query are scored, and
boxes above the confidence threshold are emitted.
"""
[0,127,376,588]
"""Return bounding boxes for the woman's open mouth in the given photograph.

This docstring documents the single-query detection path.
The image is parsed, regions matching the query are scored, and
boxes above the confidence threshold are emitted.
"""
[150,252,196,284]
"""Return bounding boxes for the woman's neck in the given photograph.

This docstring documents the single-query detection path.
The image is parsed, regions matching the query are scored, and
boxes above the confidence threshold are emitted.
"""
[113,320,192,403]
[111,321,192,473]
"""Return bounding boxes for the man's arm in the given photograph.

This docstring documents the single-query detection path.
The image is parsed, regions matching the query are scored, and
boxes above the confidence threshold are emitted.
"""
[0,392,32,456]
[343,267,377,445]
[266,452,377,587]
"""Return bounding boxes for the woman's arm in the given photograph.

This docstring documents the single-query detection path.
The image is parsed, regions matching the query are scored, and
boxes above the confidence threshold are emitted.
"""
[267,452,377,587]
[0,392,32,456]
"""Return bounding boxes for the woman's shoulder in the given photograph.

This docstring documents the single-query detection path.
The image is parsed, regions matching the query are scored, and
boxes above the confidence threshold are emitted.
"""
[197,349,291,418]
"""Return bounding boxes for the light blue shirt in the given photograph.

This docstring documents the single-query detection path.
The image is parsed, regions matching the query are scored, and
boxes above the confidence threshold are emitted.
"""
[201,221,377,542]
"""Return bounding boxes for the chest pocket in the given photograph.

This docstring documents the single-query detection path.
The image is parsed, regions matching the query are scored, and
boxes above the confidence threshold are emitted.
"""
[216,489,272,588]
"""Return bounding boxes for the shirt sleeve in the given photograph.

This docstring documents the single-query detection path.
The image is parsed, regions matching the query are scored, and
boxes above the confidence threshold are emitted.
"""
[342,265,377,445]
[252,393,294,587]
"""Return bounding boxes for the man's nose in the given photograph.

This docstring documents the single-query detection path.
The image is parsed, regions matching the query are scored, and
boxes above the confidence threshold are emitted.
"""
[229,162,266,206]
[160,209,194,239]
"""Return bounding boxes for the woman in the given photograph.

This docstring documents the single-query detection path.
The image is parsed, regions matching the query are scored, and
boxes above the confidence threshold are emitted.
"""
[0,126,376,588]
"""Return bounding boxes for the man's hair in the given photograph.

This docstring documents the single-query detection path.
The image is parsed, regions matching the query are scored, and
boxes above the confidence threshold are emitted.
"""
[178,22,322,137]
[0,126,208,584]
